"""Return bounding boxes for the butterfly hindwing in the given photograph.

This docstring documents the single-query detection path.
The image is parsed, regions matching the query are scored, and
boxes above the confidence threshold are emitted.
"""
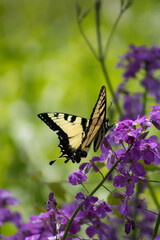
[37,112,89,163]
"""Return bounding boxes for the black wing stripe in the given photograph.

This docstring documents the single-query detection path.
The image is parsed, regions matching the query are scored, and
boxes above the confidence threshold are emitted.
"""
[38,113,67,136]
[71,115,76,122]
[81,118,88,131]
[64,114,69,120]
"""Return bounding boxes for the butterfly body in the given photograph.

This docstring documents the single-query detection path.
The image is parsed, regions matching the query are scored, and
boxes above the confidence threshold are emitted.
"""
[38,86,112,163]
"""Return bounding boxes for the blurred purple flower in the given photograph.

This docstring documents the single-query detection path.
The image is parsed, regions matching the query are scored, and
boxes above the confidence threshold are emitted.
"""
[0,189,22,228]
[86,219,110,240]
[125,219,135,234]
[0,189,19,207]
[68,170,87,185]
[137,199,147,210]
[117,44,160,113]
[149,105,160,130]
[154,236,160,240]
[120,93,144,121]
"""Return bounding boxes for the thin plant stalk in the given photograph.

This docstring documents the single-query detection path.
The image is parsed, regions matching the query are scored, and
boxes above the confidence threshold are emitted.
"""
[152,210,160,239]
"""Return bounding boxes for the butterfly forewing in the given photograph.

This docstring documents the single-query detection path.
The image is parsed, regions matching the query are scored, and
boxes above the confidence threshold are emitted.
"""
[80,86,106,153]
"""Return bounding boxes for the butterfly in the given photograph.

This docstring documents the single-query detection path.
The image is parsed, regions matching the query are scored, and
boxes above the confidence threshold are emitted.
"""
[38,86,112,164]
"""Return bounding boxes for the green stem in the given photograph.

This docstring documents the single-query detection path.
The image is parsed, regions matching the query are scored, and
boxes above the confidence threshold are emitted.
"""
[104,10,123,59]
[61,203,84,240]
[94,1,122,115]
[100,60,122,115]
[131,181,141,240]
[61,159,121,240]
[152,210,160,239]
[94,0,103,58]
[89,158,121,196]
[75,2,98,59]
[143,88,147,115]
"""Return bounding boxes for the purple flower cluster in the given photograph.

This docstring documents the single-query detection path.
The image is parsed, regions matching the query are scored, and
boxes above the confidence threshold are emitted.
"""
[100,111,160,198]
[0,189,22,229]
[117,44,160,120]
[1,193,114,240]
[66,105,160,238]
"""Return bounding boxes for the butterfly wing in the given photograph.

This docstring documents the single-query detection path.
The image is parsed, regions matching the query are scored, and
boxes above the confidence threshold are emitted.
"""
[37,112,89,163]
[80,86,106,154]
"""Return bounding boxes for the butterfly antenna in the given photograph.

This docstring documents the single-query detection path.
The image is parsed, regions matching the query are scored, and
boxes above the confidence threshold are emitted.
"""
[49,160,56,165]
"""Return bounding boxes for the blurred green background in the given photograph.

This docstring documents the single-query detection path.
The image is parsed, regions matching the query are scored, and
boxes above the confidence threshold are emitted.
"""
[0,0,160,226]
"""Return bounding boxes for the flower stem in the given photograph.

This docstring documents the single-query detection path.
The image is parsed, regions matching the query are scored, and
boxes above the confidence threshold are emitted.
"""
[143,88,147,115]
[90,158,121,196]
[94,1,122,115]
[152,210,160,239]
[104,10,123,60]
[94,0,103,58]
[75,1,98,60]
[100,60,122,115]
[61,203,84,240]
[131,181,141,240]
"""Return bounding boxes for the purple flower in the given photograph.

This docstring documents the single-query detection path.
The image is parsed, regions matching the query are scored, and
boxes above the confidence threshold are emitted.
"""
[22,209,57,236]
[149,105,160,130]
[113,191,130,215]
[114,173,139,196]
[136,115,152,131]
[75,192,98,210]
[45,192,57,211]
[117,44,160,103]
[92,200,112,218]
[120,92,144,121]
[118,148,145,177]
[140,136,160,165]
[112,119,138,145]
[0,189,19,207]
[142,77,160,103]
[106,148,125,170]
[86,219,109,240]
[79,156,100,174]
[0,189,22,228]
[68,170,87,185]
[137,199,147,210]
[125,219,135,234]
[154,236,160,240]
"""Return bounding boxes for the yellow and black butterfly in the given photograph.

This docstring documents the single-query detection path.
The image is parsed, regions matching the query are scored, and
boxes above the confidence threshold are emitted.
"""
[38,86,112,164]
